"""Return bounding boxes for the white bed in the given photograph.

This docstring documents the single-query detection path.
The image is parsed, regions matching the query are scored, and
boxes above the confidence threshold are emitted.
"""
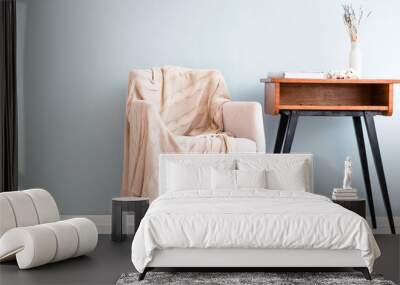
[131,154,380,280]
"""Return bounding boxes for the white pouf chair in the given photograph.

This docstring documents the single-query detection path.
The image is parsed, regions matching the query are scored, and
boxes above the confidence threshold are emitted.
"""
[0,189,98,269]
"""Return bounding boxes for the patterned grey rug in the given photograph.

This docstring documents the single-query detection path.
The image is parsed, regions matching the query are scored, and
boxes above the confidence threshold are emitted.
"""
[116,272,396,285]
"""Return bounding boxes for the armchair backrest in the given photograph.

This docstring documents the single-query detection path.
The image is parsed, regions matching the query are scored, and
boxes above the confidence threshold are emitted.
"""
[0,189,60,237]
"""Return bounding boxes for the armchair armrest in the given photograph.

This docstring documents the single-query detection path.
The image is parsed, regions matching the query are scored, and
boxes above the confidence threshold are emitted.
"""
[222,101,265,152]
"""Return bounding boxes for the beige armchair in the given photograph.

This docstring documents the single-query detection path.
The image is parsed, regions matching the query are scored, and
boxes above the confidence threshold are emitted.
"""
[122,66,266,198]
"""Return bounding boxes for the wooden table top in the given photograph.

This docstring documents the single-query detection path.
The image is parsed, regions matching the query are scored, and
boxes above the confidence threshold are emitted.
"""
[260,78,400,84]
[261,77,399,115]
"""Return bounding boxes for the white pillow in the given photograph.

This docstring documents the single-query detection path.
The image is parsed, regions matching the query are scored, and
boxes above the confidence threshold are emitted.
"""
[236,169,268,189]
[237,158,310,192]
[212,168,236,190]
[266,163,307,191]
[167,163,212,191]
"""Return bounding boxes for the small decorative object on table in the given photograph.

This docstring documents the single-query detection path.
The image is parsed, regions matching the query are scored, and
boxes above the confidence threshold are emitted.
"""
[332,157,358,200]
[112,197,149,242]
[268,71,328,79]
[327,68,358,80]
[343,156,353,190]
[342,4,371,77]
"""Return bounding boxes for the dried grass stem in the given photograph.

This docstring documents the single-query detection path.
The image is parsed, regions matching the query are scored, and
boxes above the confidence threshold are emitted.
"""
[342,4,371,42]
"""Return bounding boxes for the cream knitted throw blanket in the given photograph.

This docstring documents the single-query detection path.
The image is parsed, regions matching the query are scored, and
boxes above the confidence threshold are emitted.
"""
[121,66,232,199]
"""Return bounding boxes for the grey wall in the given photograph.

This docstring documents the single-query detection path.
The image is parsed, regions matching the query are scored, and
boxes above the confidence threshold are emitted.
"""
[17,0,400,216]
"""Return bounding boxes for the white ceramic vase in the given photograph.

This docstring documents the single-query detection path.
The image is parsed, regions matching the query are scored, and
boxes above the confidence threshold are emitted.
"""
[349,41,362,77]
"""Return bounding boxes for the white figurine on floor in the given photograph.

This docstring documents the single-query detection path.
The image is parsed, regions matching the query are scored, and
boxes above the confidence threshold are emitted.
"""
[343,156,353,190]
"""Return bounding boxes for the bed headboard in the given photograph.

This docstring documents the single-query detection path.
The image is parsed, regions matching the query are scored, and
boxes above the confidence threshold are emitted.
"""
[159,153,314,195]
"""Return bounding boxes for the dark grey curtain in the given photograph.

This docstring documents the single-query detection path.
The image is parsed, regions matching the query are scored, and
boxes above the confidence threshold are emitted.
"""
[0,0,18,192]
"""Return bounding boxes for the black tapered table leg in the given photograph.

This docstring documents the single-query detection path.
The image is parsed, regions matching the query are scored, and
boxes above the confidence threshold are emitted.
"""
[353,116,377,228]
[274,113,289,153]
[364,112,396,234]
[282,111,299,153]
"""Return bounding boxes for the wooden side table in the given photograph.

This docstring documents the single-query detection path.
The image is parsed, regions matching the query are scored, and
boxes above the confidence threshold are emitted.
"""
[333,199,366,218]
[112,197,149,242]
[261,78,400,234]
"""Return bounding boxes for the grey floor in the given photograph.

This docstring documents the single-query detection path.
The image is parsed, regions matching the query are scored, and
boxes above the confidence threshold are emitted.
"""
[0,235,399,285]
[0,236,133,285]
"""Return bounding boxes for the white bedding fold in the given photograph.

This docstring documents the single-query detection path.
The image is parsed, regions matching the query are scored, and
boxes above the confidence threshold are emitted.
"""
[131,190,380,272]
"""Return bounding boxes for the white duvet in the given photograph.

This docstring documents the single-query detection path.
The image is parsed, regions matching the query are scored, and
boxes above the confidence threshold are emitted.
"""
[131,190,380,272]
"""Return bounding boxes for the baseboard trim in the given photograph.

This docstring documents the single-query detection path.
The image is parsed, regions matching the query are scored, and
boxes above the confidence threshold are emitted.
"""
[62,214,400,235]
[367,216,400,234]
[62,215,111,234]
